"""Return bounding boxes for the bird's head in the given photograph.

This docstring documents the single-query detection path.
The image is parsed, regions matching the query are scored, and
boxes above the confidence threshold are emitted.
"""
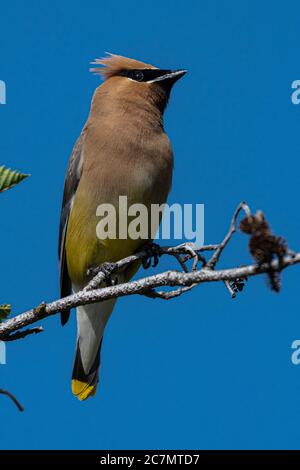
[90,53,187,114]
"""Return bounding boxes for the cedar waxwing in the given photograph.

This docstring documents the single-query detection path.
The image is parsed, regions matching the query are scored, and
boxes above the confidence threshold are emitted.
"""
[59,54,186,400]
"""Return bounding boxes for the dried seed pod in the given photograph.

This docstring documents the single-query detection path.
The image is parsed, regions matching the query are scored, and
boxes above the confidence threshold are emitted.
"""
[239,211,288,292]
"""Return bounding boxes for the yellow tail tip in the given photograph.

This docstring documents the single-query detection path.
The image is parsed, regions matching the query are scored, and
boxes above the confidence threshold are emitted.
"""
[72,379,97,401]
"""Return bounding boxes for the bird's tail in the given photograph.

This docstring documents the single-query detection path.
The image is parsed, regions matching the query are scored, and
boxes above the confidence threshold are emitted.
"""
[72,339,101,400]
[71,297,116,401]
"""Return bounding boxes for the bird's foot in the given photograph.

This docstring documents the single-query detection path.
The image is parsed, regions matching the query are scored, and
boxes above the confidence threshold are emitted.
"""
[87,262,118,287]
[141,242,162,269]
[100,262,119,286]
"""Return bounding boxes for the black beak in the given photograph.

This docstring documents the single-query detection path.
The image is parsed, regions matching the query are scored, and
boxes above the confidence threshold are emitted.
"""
[165,69,187,83]
[151,69,187,95]
[152,69,187,84]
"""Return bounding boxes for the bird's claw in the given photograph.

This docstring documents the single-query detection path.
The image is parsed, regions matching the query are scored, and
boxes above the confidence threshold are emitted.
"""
[87,261,118,286]
[141,242,162,269]
[100,262,119,286]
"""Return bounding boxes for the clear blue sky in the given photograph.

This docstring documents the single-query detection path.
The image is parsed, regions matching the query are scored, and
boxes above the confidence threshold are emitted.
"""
[1,0,300,450]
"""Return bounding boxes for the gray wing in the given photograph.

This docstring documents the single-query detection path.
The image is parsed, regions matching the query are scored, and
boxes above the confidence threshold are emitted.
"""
[59,130,85,325]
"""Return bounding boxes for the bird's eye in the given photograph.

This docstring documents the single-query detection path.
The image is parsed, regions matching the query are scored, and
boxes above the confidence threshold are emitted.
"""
[131,70,144,82]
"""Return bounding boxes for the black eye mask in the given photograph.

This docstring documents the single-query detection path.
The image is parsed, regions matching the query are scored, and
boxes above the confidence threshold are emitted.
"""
[118,69,172,82]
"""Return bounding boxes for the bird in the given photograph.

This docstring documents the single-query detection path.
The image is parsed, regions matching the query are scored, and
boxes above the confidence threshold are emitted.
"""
[59,53,186,400]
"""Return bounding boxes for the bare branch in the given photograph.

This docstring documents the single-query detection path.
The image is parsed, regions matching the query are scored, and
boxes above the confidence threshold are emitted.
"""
[143,284,198,300]
[207,202,251,269]
[0,202,298,341]
[0,388,24,412]
[3,326,44,342]
[0,252,299,340]
[85,241,216,290]
[223,280,239,298]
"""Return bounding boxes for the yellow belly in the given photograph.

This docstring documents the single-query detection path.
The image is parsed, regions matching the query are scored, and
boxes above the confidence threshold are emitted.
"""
[66,193,147,286]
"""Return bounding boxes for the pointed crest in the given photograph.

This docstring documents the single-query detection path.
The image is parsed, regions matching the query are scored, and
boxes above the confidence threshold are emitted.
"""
[90,53,157,79]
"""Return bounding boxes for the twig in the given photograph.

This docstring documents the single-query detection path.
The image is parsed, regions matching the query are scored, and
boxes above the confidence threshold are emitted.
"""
[2,326,44,342]
[0,202,298,341]
[85,242,217,290]
[206,202,251,269]
[0,252,299,339]
[0,388,24,412]
[143,284,198,300]
[224,280,237,299]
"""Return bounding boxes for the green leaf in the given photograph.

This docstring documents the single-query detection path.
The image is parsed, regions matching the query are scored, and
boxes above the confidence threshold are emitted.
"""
[0,165,30,192]
[0,304,11,322]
